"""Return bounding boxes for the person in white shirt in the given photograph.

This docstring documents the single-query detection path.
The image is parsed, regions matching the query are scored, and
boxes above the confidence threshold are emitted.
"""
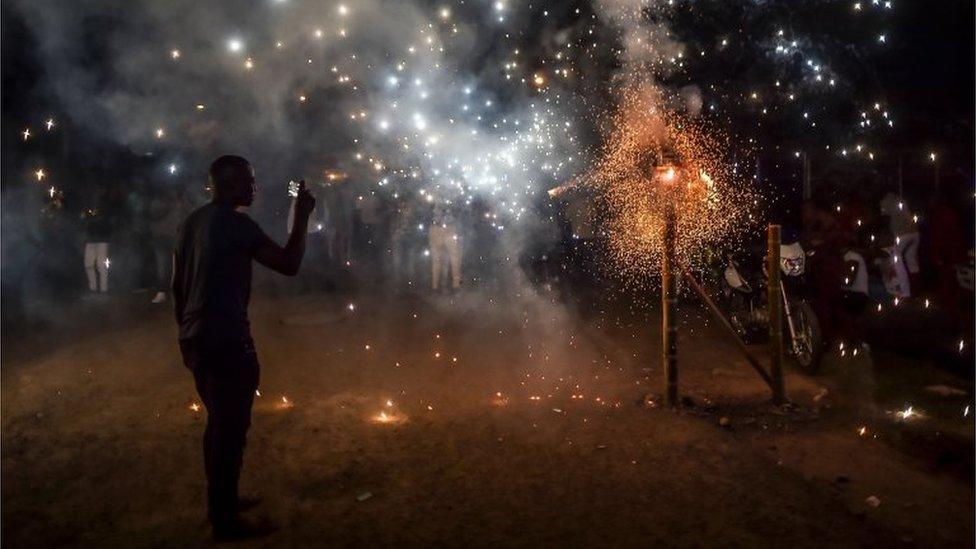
[879,192,920,294]
[428,202,461,291]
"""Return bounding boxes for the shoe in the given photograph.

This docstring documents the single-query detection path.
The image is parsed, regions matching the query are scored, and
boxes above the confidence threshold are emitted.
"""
[151,292,166,304]
[212,515,276,542]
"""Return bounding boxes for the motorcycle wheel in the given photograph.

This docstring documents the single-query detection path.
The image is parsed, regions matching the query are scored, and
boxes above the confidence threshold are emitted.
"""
[729,311,748,338]
[790,300,823,374]
[727,293,763,343]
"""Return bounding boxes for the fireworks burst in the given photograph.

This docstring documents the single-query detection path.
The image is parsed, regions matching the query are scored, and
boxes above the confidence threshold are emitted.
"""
[585,83,755,281]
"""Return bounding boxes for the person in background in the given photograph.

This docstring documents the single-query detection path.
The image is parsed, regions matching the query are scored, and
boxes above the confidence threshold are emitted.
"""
[803,188,846,341]
[324,182,353,267]
[466,197,500,290]
[879,191,920,295]
[38,189,75,302]
[389,197,417,291]
[564,190,598,291]
[149,188,185,303]
[925,175,969,329]
[82,189,112,295]
[173,155,315,541]
[355,190,381,256]
[428,200,461,291]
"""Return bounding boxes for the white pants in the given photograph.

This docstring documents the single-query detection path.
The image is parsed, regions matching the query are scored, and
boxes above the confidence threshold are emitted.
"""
[894,231,920,274]
[84,242,109,292]
[429,225,461,290]
[879,245,910,298]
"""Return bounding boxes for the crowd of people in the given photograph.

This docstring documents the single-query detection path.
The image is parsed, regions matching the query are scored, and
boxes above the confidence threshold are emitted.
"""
[8,163,973,352]
[280,183,510,296]
[14,175,525,312]
[802,171,974,345]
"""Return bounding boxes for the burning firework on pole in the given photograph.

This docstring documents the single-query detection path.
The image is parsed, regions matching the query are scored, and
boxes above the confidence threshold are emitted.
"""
[586,84,755,279]
[584,84,756,407]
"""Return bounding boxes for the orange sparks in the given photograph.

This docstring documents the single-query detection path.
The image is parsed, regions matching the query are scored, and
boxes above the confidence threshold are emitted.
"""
[581,83,755,282]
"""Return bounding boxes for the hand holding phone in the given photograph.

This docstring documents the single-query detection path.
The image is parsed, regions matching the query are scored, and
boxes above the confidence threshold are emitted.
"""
[292,179,316,218]
[287,180,301,198]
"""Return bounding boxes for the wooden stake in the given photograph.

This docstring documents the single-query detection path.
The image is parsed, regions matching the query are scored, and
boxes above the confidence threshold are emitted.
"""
[662,207,678,408]
[767,224,785,404]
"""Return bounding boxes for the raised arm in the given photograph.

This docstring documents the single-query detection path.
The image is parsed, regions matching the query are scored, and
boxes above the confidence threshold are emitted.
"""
[253,181,316,276]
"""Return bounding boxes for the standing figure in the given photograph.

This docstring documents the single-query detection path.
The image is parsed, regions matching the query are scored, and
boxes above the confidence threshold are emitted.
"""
[390,198,417,290]
[173,156,315,541]
[82,192,111,294]
[879,192,920,295]
[428,201,461,291]
[149,188,185,303]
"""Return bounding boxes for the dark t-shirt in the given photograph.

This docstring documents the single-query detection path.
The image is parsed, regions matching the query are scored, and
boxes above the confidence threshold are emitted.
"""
[174,203,273,341]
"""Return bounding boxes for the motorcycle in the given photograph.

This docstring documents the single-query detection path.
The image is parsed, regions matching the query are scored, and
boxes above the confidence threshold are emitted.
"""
[721,242,824,374]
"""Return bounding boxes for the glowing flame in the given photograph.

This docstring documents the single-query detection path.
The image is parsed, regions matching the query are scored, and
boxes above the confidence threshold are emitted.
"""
[372,399,406,424]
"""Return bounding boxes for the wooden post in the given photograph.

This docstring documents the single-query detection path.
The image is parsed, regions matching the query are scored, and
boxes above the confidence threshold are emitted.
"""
[767,225,785,404]
[662,207,678,408]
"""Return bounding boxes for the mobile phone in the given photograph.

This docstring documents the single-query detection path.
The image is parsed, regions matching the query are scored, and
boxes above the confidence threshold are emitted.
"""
[287,180,301,198]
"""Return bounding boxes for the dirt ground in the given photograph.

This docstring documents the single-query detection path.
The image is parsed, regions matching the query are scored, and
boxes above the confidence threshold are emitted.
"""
[2,289,973,547]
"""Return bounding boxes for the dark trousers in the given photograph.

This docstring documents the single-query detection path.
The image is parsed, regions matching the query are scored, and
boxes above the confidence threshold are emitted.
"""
[154,240,173,292]
[179,336,260,526]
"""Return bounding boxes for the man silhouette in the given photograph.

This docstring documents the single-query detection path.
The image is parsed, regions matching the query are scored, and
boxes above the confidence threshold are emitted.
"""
[173,155,315,540]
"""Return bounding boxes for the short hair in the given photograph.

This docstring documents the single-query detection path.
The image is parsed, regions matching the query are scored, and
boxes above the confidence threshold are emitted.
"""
[209,155,251,194]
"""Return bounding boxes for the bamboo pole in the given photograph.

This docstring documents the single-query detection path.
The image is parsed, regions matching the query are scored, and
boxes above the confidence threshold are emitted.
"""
[662,207,678,408]
[767,225,785,404]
